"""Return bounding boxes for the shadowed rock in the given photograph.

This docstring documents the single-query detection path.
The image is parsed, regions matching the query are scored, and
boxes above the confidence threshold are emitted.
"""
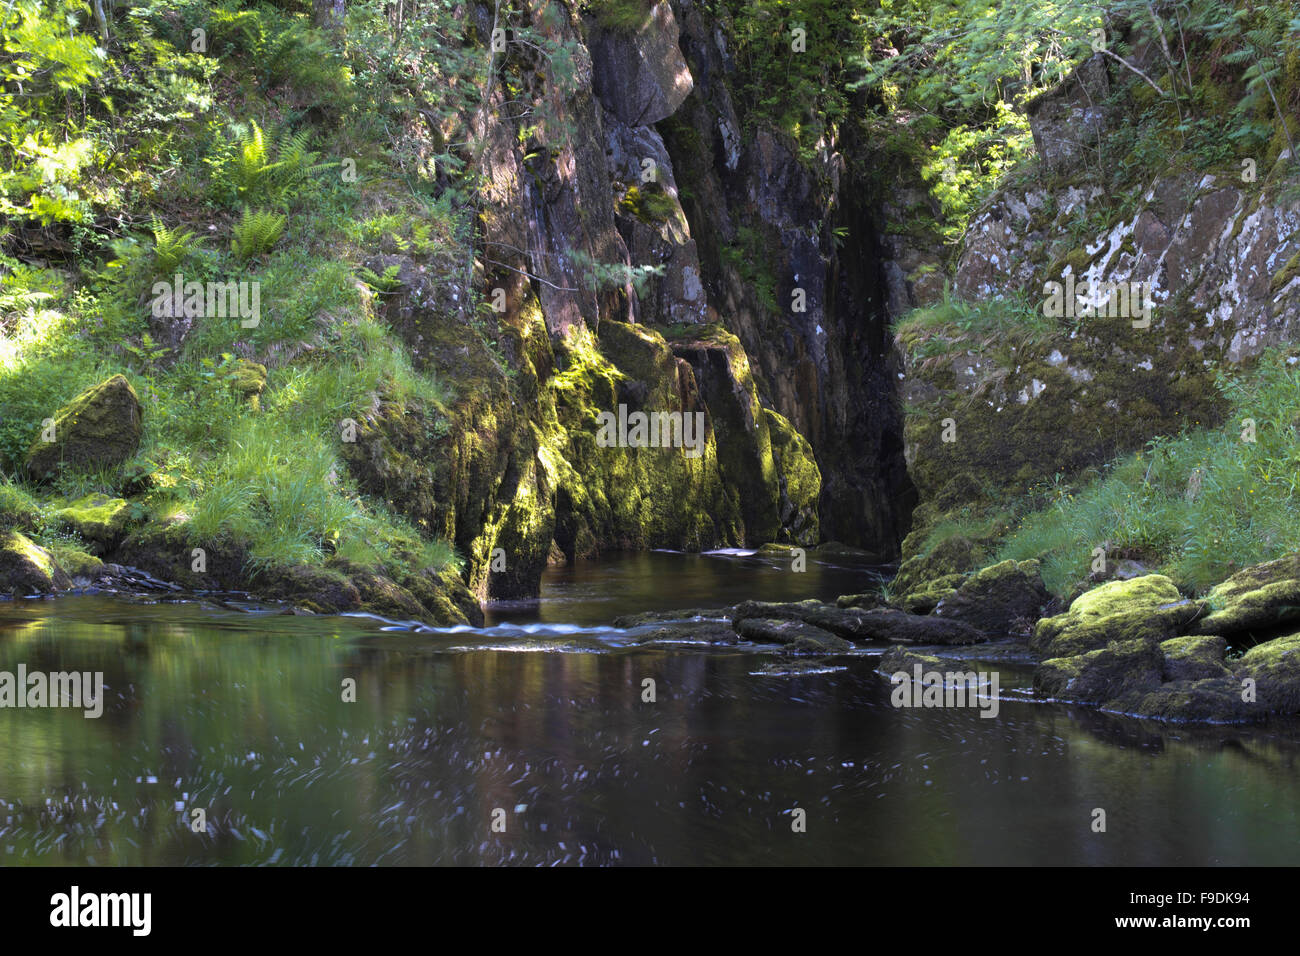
[933,559,1051,638]
[0,531,70,594]
[733,617,852,652]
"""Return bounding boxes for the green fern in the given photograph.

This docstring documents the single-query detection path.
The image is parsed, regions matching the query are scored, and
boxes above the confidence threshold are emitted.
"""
[231,208,287,262]
[150,216,203,278]
[357,264,403,296]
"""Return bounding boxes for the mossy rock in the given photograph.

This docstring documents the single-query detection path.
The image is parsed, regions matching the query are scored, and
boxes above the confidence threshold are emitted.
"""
[850,608,988,646]
[628,621,740,645]
[54,493,132,554]
[876,646,947,677]
[891,534,979,597]
[49,545,104,582]
[732,599,882,642]
[115,520,251,591]
[897,573,965,614]
[1034,638,1165,705]
[763,408,821,545]
[1234,633,1300,715]
[614,607,729,626]
[229,359,268,408]
[1031,575,1199,657]
[1193,552,1300,639]
[733,616,851,652]
[0,531,70,594]
[1160,635,1231,681]
[25,375,143,481]
[933,559,1051,638]
[836,591,883,610]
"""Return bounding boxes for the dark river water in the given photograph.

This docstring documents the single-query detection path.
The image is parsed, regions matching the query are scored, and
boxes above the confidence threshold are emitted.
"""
[2,550,1299,866]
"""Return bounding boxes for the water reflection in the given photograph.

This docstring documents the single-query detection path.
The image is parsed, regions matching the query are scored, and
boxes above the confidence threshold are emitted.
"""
[0,568,1298,865]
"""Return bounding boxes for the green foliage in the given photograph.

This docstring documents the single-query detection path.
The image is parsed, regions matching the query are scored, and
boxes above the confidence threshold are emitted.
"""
[357,264,403,296]
[569,248,665,295]
[206,120,333,209]
[998,350,1300,595]
[149,217,204,278]
[719,225,777,312]
[0,0,108,220]
[206,1,352,105]
[894,285,1062,366]
[719,0,860,159]
[231,208,287,261]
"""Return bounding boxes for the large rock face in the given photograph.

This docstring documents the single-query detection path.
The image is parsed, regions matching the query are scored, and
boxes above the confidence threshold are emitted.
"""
[335,0,913,600]
[589,1,693,127]
[896,38,1300,566]
[25,375,142,481]
[658,1,915,550]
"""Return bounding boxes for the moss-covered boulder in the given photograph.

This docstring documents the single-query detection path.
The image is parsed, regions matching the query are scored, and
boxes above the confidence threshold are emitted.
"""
[0,531,70,594]
[1034,638,1165,705]
[1234,633,1300,714]
[890,534,978,597]
[933,559,1051,638]
[54,493,132,554]
[876,646,947,677]
[897,572,965,613]
[1160,635,1231,681]
[229,359,268,409]
[836,591,883,610]
[1193,552,1300,639]
[1031,575,1199,658]
[25,375,143,481]
[49,545,104,582]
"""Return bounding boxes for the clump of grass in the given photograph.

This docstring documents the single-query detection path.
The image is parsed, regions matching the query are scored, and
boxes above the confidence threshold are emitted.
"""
[894,285,1062,370]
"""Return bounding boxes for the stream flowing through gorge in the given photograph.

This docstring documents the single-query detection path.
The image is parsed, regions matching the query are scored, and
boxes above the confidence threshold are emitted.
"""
[2,552,1299,865]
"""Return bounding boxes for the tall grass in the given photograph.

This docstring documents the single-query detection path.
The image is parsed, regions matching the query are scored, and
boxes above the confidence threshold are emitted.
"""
[998,349,1300,595]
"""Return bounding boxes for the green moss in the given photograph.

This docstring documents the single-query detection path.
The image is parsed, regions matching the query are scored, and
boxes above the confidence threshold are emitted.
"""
[55,493,131,549]
[1271,251,1300,295]
[618,184,679,225]
[898,573,964,613]
[1049,245,1095,281]
[25,374,143,481]
[48,543,104,579]
[0,530,69,593]
[1196,552,1300,637]
[586,0,655,32]
[1031,574,1197,657]
[229,359,268,408]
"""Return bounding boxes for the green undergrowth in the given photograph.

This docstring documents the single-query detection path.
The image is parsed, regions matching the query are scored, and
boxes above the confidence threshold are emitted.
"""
[0,0,483,581]
[994,349,1300,596]
[894,285,1063,370]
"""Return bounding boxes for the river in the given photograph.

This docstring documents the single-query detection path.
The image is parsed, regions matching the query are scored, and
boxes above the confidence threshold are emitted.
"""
[2,550,1298,865]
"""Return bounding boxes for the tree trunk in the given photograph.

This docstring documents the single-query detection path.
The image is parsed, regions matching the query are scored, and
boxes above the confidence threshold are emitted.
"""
[312,0,345,31]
